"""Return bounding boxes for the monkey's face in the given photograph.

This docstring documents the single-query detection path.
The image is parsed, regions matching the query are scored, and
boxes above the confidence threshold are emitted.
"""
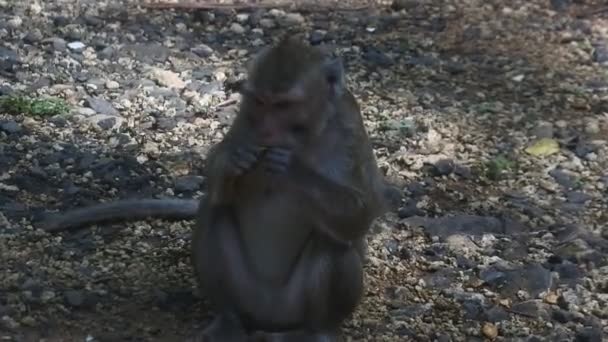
[240,80,329,149]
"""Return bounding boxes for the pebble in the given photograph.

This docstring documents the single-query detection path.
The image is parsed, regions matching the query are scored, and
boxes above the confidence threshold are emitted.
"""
[7,16,22,29]
[192,44,214,58]
[64,290,85,307]
[259,18,276,29]
[150,68,186,90]
[532,122,554,139]
[282,13,305,26]
[105,80,119,89]
[85,97,119,115]
[86,114,124,131]
[230,23,246,34]
[481,322,498,339]
[592,42,608,64]
[0,120,22,134]
[67,41,86,51]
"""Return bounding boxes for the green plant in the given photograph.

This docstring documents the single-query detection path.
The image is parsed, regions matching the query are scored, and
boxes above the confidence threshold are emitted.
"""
[0,95,70,116]
[485,155,515,181]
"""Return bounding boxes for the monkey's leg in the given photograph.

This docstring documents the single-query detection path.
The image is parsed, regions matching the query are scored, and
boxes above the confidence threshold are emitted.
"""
[249,330,340,342]
[191,205,271,340]
[189,313,247,342]
[258,238,363,340]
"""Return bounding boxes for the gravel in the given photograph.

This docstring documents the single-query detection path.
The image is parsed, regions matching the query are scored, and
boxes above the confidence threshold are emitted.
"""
[1,0,607,341]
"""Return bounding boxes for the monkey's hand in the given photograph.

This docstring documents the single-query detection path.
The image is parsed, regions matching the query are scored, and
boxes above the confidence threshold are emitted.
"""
[260,147,293,174]
[228,145,266,176]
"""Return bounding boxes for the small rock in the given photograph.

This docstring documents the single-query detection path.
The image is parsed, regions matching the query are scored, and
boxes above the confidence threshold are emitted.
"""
[85,97,119,115]
[481,322,498,339]
[98,46,115,59]
[485,305,509,322]
[175,176,205,192]
[0,85,13,95]
[593,42,608,64]
[0,120,22,134]
[445,234,480,252]
[566,191,592,204]
[7,16,22,29]
[309,30,326,45]
[544,292,559,305]
[230,23,246,34]
[74,107,97,116]
[511,300,551,319]
[259,18,276,29]
[432,159,455,176]
[192,44,214,58]
[584,118,601,135]
[64,290,85,307]
[67,41,86,51]
[391,0,418,11]
[575,326,603,342]
[23,30,43,44]
[532,122,554,139]
[282,13,305,26]
[51,15,70,26]
[398,202,423,219]
[551,0,571,11]
[46,37,67,51]
[150,68,186,90]
[87,114,124,131]
[105,80,119,89]
[363,49,394,67]
[549,168,578,189]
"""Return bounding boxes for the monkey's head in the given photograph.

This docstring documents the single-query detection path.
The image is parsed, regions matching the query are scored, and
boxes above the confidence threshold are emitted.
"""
[239,37,345,149]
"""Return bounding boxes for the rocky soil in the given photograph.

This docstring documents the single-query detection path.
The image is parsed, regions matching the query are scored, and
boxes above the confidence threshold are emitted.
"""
[1,0,608,341]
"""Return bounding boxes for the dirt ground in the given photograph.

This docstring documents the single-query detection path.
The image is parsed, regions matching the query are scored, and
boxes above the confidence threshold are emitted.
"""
[1,0,607,341]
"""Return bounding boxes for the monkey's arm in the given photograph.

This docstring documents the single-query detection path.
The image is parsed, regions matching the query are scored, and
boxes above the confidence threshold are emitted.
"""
[288,159,381,244]
[37,198,199,232]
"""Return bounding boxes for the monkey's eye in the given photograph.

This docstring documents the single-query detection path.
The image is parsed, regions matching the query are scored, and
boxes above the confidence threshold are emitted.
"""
[274,101,292,110]
[291,124,308,135]
[253,96,265,106]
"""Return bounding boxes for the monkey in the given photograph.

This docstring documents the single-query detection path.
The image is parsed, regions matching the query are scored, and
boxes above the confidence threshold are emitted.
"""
[186,37,389,341]
[36,37,397,341]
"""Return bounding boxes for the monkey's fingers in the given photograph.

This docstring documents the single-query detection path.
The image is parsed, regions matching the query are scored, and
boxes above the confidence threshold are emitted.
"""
[231,146,263,173]
[262,147,292,174]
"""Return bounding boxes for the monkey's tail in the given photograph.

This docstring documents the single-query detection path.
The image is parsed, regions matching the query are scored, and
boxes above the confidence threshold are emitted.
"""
[37,198,200,232]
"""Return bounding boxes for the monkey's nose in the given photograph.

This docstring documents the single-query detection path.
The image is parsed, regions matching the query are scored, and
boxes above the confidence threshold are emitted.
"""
[258,132,281,147]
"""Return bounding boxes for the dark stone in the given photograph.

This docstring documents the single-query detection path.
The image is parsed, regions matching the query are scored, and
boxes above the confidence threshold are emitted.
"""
[593,42,608,64]
[363,48,393,67]
[432,159,455,176]
[549,168,578,189]
[406,182,427,197]
[0,85,13,95]
[480,263,553,298]
[575,326,603,342]
[309,30,326,45]
[23,31,43,44]
[64,290,85,307]
[511,300,550,319]
[404,214,525,239]
[174,175,205,192]
[567,191,592,204]
[52,16,71,26]
[398,201,423,218]
[0,120,22,134]
[85,97,119,115]
[551,0,571,11]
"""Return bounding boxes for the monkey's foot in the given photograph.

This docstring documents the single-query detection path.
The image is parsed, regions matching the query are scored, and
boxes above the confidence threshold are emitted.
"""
[249,330,341,342]
[188,314,248,342]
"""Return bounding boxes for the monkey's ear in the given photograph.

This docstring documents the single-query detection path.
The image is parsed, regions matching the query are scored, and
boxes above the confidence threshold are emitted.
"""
[322,57,345,97]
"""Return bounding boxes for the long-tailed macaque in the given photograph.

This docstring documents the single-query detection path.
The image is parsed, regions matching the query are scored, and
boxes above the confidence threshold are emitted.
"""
[38,37,392,341]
